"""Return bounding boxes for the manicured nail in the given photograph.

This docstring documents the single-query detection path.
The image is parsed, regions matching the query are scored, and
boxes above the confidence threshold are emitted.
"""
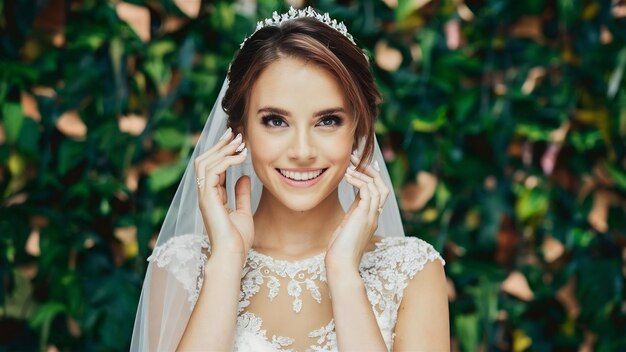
[373,161,380,171]
[235,142,245,153]
[219,127,232,141]
[229,133,242,145]
[240,147,248,156]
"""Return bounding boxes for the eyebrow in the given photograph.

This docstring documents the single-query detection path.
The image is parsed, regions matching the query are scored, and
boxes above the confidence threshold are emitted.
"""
[257,106,348,117]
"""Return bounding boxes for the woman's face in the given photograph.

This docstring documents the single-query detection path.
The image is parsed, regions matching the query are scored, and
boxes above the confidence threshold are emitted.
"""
[245,57,354,212]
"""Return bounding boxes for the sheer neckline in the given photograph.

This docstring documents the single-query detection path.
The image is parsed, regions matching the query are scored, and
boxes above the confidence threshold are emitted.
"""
[248,247,327,265]
[247,236,389,266]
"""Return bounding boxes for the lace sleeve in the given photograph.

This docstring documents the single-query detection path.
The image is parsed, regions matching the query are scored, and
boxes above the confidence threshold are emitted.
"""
[395,237,445,298]
[360,237,445,350]
[147,233,211,307]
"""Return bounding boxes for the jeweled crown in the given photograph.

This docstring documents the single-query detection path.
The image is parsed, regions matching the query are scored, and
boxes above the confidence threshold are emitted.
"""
[240,7,355,48]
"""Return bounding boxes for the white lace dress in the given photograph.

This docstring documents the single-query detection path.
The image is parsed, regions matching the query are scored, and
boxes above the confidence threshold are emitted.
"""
[148,236,444,351]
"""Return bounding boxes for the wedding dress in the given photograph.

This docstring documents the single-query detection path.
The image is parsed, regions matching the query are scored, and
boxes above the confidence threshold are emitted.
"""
[148,234,444,351]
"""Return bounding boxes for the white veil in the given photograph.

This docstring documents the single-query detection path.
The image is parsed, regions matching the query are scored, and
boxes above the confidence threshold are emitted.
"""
[130,8,405,351]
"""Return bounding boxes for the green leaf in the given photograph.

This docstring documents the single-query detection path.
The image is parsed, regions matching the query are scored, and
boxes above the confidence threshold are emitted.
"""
[2,102,24,143]
[29,302,66,329]
[154,127,187,149]
[16,117,40,155]
[558,0,581,26]
[418,28,438,74]
[515,123,552,141]
[411,107,447,132]
[455,313,479,352]
[607,47,626,99]
[516,187,549,221]
[603,160,626,191]
[147,158,187,192]
[58,139,86,175]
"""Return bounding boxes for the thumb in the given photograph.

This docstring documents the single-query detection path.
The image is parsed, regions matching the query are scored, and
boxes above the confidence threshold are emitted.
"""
[235,176,252,215]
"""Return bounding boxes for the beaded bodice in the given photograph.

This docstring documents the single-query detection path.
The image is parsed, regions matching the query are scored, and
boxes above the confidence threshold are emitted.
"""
[148,236,444,351]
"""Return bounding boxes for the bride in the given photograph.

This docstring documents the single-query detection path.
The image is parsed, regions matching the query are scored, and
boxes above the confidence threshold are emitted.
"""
[131,7,449,351]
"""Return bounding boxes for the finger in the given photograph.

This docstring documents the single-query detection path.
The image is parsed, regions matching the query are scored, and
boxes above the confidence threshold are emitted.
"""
[351,155,389,208]
[345,169,371,214]
[196,134,245,174]
[348,165,381,219]
[196,138,246,183]
[365,179,381,219]
[351,168,380,218]
[204,150,248,190]
[217,186,227,206]
[196,128,235,161]
[235,176,252,215]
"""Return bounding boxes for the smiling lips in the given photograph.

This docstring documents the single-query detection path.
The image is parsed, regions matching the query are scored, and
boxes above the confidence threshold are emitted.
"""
[276,168,327,188]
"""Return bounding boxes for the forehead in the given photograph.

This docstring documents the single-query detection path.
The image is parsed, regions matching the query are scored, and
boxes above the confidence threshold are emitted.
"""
[248,57,348,114]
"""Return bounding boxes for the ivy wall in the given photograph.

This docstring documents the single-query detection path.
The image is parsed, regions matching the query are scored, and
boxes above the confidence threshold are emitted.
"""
[1,0,625,350]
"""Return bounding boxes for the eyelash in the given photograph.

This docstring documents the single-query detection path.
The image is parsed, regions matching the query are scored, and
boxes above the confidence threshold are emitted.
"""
[260,115,344,128]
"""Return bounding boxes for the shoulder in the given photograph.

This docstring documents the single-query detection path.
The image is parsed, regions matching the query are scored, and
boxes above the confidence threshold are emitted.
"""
[392,238,449,350]
[362,236,445,279]
[147,234,211,306]
[148,233,210,267]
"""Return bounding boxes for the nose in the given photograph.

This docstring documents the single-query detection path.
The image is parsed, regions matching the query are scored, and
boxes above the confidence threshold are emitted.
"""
[287,129,317,161]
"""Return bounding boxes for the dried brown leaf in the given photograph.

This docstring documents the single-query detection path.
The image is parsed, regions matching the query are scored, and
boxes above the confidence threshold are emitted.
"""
[174,0,201,18]
[56,110,87,140]
[501,271,534,301]
[542,235,565,263]
[400,172,438,211]
[556,277,580,317]
[21,92,41,121]
[119,114,147,136]
[116,3,150,42]
[588,189,619,232]
[375,41,403,72]
[26,229,40,256]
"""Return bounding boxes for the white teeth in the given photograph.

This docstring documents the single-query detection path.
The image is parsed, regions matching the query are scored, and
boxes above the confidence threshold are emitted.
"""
[279,169,323,181]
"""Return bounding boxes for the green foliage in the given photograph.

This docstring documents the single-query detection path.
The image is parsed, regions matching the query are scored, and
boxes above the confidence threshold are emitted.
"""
[1,0,625,350]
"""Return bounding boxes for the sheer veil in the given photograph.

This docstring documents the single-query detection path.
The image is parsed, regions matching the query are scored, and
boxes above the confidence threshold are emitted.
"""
[130,8,404,351]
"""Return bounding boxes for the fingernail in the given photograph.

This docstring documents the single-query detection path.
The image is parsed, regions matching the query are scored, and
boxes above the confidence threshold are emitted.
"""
[373,161,380,171]
[235,142,245,153]
[230,133,242,145]
[219,127,232,141]
[240,147,248,156]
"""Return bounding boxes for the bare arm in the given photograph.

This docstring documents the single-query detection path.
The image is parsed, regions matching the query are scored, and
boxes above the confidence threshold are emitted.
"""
[177,130,253,350]
[393,260,450,351]
[176,252,244,351]
[327,265,388,351]
[324,154,390,350]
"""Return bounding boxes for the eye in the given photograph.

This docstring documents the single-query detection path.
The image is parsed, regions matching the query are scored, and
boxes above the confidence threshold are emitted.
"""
[317,115,343,127]
[261,115,288,128]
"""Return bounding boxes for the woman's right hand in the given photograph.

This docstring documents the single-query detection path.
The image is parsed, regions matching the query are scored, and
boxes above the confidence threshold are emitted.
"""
[194,128,254,264]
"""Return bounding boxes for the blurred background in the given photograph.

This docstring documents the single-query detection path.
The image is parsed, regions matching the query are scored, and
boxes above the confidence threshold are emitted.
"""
[1,0,625,351]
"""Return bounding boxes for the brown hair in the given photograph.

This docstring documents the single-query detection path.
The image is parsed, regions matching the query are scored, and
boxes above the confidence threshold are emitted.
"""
[222,16,381,165]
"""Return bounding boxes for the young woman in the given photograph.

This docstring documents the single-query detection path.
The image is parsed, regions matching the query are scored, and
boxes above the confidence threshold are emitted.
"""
[131,7,449,351]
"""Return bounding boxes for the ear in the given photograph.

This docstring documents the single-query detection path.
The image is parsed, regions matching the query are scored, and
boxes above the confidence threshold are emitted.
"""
[230,123,246,141]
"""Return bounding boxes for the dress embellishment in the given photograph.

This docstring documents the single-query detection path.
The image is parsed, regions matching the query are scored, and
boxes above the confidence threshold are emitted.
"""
[241,249,327,313]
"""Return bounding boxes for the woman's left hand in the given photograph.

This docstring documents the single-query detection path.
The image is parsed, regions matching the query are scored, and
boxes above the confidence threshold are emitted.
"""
[325,152,389,271]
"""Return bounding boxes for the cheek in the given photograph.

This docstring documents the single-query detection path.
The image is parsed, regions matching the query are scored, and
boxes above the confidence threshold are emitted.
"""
[247,133,282,169]
[321,133,354,169]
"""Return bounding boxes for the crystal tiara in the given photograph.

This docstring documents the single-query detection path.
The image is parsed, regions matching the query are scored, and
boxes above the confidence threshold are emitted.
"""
[240,6,356,47]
